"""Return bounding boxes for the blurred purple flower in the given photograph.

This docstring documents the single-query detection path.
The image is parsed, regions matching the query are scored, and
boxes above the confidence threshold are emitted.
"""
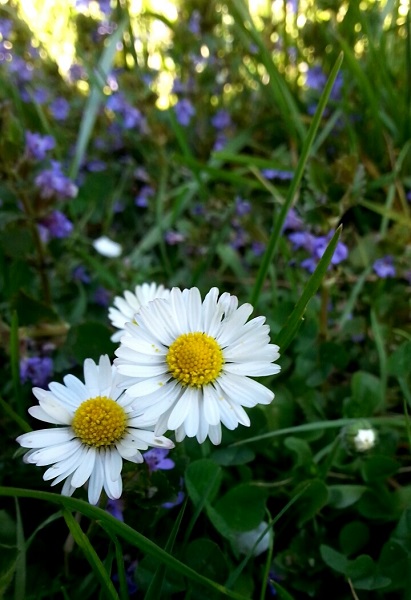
[251,241,266,256]
[165,230,185,245]
[49,97,70,120]
[20,356,53,387]
[106,498,124,522]
[94,286,112,307]
[284,207,303,231]
[162,490,185,509]
[288,231,317,252]
[211,109,232,130]
[261,168,294,181]
[188,10,201,34]
[25,131,55,161]
[135,185,154,208]
[212,132,228,152]
[8,57,34,82]
[143,448,175,473]
[35,161,78,200]
[40,210,73,240]
[306,65,343,101]
[0,19,13,39]
[67,63,85,83]
[72,265,91,284]
[235,196,251,217]
[174,99,195,126]
[373,256,396,278]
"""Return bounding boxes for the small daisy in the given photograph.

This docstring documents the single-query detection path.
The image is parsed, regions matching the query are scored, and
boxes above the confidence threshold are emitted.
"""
[108,282,170,342]
[114,287,280,445]
[16,355,174,504]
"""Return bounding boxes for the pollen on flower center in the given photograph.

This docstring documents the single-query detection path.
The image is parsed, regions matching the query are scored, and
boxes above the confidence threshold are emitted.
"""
[166,332,224,387]
[71,396,127,447]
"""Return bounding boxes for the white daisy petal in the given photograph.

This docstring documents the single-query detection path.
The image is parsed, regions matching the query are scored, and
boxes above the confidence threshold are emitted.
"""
[83,358,100,397]
[167,387,195,430]
[71,447,97,488]
[114,287,281,444]
[16,354,174,505]
[88,452,105,505]
[223,362,281,377]
[46,383,80,409]
[28,406,64,425]
[17,428,75,448]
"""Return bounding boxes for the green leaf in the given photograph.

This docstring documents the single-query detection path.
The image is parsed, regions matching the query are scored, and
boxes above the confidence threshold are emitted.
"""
[284,437,313,469]
[328,485,367,509]
[185,539,228,584]
[64,322,116,363]
[185,459,222,506]
[211,447,255,466]
[320,544,349,574]
[294,479,329,525]
[387,341,411,377]
[361,456,400,482]
[11,291,59,326]
[212,484,267,533]
[339,521,370,556]
[345,371,382,417]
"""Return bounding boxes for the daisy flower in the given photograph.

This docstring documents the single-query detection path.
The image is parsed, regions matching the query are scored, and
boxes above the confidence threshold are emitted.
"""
[16,355,174,504]
[108,282,170,342]
[114,287,280,445]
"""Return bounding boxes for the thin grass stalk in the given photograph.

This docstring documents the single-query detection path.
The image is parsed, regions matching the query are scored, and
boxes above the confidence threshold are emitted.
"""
[249,53,344,307]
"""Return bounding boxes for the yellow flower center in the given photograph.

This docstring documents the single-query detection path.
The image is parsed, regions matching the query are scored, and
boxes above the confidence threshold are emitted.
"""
[71,396,127,447]
[166,332,224,388]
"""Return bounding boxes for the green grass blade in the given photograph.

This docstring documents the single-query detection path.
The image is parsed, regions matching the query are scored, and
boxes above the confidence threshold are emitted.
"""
[0,488,248,600]
[275,226,342,352]
[13,499,25,600]
[228,0,304,142]
[10,311,23,418]
[144,500,187,600]
[249,52,344,307]
[0,395,31,433]
[69,19,128,180]
[370,309,387,408]
[62,509,120,600]
[230,416,406,447]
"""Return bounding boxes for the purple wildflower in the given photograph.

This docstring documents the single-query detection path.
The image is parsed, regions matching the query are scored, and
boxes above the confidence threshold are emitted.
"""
[188,10,201,34]
[143,448,175,473]
[174,99,195,126]
[162,490,185,509]
[373,256,396,278]
[49,97,70,121]
[235,196,251,216]
[251,241,266,256]
[106,498,124,522]
[67,63,85,83]
[165,230,185,245]
[261,168,294,181]
[25,131,55,161]
[284,207,303,231]
[135,185,154,208]
[35,161,78,200]
[72,265,91,284]
[40,210,73,240]
[212,133,228,152]
[0,19,13,39]
[93,286,112,307]
[20,356,53,387]
[211,109,232,130]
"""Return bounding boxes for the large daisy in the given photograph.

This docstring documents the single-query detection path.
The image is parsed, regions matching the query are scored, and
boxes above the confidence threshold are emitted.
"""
[114,287,280,445]
[16,355,174,504]
[108,281,170,342]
